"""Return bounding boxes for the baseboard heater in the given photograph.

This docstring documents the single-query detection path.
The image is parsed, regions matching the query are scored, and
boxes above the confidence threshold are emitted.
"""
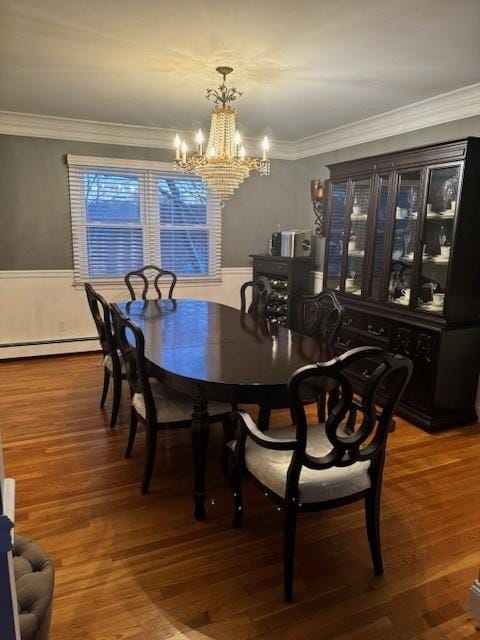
[0,336,98,348]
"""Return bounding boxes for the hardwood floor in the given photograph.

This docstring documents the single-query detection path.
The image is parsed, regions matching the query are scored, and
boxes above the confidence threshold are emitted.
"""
[2,353,480,639]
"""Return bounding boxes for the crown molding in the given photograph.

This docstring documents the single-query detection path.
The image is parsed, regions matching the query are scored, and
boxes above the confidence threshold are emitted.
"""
[0,110,295,160]
[293,83,480,159]
[0,83,479,161]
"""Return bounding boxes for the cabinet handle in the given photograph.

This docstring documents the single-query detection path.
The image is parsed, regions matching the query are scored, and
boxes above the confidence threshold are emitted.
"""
[367,324,385,337]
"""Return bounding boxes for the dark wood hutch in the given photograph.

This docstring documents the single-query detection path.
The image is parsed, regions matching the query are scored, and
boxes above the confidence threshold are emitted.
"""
[323,137,480,431]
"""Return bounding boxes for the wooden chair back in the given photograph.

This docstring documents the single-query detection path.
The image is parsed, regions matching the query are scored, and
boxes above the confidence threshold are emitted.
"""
[299,291,344,344]
[285,346,412,500]
[240,276,272,318]
[125,265,177,300]
[84,282,115,357]
[110,304,157,425]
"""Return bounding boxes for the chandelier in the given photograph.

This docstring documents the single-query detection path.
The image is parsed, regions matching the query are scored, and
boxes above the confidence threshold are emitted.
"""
[173,66,270,202]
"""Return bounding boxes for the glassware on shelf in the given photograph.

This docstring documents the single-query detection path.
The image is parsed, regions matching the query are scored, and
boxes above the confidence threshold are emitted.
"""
[441,176,459,212]
[348,231,356,252]
[407,186,418,217]
[352,195,361,216]
[414,165,460,314]
[388,170,421,305]
[326,183,347,291]
[345,179,370,295]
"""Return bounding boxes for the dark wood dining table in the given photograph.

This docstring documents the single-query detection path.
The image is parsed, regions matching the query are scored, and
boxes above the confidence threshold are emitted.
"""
[118,298,327,520]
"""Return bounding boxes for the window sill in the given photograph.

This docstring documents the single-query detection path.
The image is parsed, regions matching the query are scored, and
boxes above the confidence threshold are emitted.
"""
[73,276,223,290]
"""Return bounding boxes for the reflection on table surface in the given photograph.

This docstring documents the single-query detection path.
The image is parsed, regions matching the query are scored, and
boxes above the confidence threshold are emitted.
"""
[118,298,328,387]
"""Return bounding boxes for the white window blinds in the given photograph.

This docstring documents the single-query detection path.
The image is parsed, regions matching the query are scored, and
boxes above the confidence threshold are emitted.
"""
[67,155,221,283]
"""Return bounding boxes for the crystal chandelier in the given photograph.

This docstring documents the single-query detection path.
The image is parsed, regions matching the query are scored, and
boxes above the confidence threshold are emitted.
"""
[173,66,270,202]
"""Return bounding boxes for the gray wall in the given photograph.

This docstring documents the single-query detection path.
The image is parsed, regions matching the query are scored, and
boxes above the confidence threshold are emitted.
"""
[1,115,480,271]
[0,135,296,269]
[294,115,480,267]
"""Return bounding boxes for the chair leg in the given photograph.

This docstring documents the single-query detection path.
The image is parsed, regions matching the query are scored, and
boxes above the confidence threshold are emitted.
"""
[125,406,138,459]
[258,406,271,431]
[141,426,158,495]
[100,367,110,408]
[221,415,235,477]
[284,506,297,603]
[229,455,244,528]
[110,373,122,429]
[365,487,384,575]
[317,391,326,423]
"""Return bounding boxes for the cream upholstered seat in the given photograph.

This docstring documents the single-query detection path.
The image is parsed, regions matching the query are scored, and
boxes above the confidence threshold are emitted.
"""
[133,379,231,421]
[232,424,371,503]
[103,350,126,374]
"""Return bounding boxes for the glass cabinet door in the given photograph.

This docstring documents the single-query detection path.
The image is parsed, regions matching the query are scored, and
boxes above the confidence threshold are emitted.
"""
[345,179,370,295]
[370,175,390,299]
[326,182,347,291]
[414,164,461,314]
[387,170,422,307]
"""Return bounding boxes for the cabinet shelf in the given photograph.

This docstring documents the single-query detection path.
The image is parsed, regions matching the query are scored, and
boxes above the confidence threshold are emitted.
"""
[426,211,455,220]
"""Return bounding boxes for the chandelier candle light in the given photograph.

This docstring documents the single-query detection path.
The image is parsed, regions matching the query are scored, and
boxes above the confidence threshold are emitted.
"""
[173,66,270,202]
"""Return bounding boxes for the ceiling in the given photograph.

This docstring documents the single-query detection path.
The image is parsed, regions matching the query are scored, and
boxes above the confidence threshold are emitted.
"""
[0,0,479,142]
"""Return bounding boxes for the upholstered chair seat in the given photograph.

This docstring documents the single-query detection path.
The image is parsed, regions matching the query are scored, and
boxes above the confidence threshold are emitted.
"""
[133,380,231,421]
[103,350,126,374]
[230,424,371,503]
[13,535,55,640]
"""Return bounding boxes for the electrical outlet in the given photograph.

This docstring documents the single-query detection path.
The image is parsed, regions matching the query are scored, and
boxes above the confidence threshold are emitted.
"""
[58,321,66,333]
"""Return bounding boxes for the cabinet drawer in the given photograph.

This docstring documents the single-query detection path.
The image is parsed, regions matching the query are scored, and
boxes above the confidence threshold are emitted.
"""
[254,260,289,276]
[350,358,379,381]
[333,329,358,353]
[342,310,391,341]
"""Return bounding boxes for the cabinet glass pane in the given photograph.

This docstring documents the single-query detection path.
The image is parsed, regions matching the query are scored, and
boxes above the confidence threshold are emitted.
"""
[371,176,389,299]
[326,182,347,291]
[346,180,370,295]
[415,165,460,314]
[387,170,421,307]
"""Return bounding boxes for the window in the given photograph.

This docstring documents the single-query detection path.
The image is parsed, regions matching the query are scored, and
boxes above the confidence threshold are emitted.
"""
[67,155,221,283]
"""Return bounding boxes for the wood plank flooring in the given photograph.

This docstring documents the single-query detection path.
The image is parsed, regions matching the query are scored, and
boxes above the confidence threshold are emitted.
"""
[2,353,480,639]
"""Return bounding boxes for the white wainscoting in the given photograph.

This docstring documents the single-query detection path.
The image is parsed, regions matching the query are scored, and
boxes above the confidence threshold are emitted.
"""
[0,268,252,359]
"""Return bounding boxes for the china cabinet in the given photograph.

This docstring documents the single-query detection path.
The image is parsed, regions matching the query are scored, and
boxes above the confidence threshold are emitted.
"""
[323,137,480,431]
[251,255,313,330]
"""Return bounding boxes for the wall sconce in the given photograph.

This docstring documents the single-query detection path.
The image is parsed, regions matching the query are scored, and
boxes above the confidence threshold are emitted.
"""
[311,179,326,237]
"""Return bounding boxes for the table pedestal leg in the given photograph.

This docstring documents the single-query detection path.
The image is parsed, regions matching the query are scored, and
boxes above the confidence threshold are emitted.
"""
[192,399,209,521]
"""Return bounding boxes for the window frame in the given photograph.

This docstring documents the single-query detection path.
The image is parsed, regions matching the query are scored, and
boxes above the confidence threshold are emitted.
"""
[67,155,222,286]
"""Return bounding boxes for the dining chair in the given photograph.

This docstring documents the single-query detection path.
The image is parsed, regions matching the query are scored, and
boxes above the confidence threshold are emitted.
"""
[240,276,272,317]
[125,265,177,300]
[298,291,345,422]
[84,283,126,429]
[240,276,275,428]
[228,345,412,602]
[110,303,233,495]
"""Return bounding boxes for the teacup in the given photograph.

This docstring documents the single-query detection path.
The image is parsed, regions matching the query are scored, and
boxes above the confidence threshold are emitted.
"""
[345,278,355,290]
[440,246,450,258]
